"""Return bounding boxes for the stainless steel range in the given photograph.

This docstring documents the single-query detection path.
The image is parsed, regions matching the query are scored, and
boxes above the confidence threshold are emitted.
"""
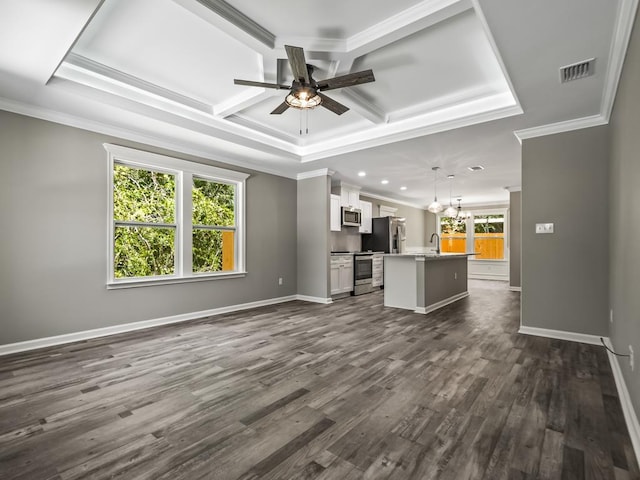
[353,253,374,295]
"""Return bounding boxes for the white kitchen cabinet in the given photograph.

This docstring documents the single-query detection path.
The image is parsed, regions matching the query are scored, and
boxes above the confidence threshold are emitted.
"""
[372,253,384,287]
[338,184,361,208]
[330,255,354,295]
[359,200,373,234]
[330,194,341,232]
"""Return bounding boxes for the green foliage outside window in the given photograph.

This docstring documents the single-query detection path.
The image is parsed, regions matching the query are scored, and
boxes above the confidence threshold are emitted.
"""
[113,165,237,278]
[192,178,236,273]
[113,164,176,278]
[440,216,466,234]
[474,215,504,234]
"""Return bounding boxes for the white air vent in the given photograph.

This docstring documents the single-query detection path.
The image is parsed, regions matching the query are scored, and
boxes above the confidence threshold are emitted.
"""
[560,58,595,83]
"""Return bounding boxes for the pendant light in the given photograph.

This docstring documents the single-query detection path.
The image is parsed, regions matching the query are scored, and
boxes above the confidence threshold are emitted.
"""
[455,198,466,222]
[427,167,443,213]
[443,174,457,217]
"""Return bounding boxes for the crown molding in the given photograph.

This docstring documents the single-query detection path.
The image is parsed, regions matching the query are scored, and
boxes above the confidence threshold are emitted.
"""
[601,0,639,120]
[60,53,213,114]
[359,191,428,211]
[301,99,522,162]
[346,0,470,53]
[469,0,521,113]
[513,0,638,143]
[0,96,299,180]
[297,169,334,180]
[513,114,607,141]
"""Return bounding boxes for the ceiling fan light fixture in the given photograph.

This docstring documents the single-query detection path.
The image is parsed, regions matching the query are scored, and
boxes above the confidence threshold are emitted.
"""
[285,88,322,109]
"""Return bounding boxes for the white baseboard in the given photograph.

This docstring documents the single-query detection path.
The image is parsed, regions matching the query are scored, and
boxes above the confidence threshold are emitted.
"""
[603,337,640,467]
[0,295,299,356]
[415,291,469,315]
[518,326,603,345]
[520,330,640,466]
[509,286,522,292]
[468,274,509,281]
[296,295,333,304]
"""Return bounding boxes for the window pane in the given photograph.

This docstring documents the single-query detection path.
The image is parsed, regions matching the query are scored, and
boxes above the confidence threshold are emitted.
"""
[114,226,175,278]
[474,214,504,234]
[193,229,235,273]
[474,237,505,260]
[192,178,235,227]
[114,164,175,223]
[440,216,467,253]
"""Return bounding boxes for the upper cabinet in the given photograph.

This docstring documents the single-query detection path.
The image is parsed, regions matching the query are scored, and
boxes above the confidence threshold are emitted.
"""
[359,200,372,234]
[330,194,341,232]
[334,183,361,209]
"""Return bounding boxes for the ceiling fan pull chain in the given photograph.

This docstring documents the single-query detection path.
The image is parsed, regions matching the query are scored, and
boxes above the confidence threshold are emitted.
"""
[299,110,302,136]
[306,109,309,135]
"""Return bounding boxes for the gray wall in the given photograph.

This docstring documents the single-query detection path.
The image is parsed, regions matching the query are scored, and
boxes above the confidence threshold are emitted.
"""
[509,191,521,288]
[359,195,435,247]
[521,125,609,336]
[424,257,468,306]
[609,5,640,425]
[297,175,331,299]
[0,110,298,345]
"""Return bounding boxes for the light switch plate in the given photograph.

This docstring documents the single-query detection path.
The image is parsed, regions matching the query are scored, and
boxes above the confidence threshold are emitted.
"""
[535,223,554,234]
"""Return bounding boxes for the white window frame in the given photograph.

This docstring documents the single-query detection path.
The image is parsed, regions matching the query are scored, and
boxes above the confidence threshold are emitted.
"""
[105,144,249,288]
[437,207,508,261]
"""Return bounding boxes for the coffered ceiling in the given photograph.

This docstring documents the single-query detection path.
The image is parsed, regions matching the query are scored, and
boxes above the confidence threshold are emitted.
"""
[0,0,636,206]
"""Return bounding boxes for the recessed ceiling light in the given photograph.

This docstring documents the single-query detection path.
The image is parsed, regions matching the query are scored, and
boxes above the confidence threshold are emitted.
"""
[400,186,407,191]
[381,179,389,185]
[468,165,485,172]
[358,171,366,177]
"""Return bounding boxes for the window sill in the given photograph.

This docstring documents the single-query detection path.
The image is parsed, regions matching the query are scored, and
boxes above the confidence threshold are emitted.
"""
[107,271,248,289]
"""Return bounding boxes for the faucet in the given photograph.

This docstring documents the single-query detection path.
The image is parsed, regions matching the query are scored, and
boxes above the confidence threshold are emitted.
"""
[430,233,440,254]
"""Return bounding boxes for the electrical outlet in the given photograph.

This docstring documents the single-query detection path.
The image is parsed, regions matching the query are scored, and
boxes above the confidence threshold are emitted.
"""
[278,277,283,286]
[610,309,614,324]
[630,345,634,371]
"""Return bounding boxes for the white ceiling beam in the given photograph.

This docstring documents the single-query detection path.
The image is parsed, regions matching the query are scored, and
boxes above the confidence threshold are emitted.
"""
[339,90,387,124]
[171,0,274,54]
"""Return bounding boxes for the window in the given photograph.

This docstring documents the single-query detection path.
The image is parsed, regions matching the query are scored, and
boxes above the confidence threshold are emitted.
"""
[438,209,507,260]
[105,144,248,287]
[440,215,467,254]
[473,214,505,260]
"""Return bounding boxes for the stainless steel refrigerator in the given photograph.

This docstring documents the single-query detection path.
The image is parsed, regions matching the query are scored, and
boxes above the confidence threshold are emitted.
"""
[362,216,406,253]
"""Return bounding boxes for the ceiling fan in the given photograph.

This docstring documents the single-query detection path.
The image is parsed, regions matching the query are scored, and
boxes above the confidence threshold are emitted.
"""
[234,45,375,116]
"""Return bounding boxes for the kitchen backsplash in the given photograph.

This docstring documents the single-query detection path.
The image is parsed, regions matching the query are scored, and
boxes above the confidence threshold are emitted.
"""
[331,228,362,252]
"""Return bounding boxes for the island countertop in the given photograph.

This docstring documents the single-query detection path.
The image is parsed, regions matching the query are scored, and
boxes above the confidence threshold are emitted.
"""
[384,252,476,260]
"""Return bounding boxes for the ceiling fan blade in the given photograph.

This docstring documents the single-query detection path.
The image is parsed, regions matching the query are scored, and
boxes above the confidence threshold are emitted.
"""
[270,101,290,114]
[285,45,310,84]
[318,93,349,115]
[316,69,375,91]
[234,79,288,89]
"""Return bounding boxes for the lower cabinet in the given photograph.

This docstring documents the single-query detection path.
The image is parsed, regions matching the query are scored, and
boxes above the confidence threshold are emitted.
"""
[331,255,354,295]
[372,254,384,287]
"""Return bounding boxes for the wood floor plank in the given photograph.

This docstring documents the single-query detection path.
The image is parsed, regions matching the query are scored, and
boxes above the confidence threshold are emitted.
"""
[0,280,637,480]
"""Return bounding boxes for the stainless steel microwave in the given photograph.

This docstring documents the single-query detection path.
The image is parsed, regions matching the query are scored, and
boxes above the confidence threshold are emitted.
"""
[341,207,362,227]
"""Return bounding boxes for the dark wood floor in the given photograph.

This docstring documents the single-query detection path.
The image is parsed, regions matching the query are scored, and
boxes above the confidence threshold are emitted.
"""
[1,281,638,479]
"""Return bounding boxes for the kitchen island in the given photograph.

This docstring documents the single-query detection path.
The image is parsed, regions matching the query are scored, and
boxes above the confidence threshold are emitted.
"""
[384,253,471,314]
